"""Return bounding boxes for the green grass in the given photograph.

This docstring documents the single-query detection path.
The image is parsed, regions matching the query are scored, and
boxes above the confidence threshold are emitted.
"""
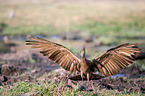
[3,25,63,36]
[0,69,144,96]
[0,80,143,96]
[75,20,145,37]
[2,19,145,45]
[0,1,145,40]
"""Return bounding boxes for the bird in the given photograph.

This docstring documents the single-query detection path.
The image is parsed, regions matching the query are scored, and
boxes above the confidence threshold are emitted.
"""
[25,37,142,81]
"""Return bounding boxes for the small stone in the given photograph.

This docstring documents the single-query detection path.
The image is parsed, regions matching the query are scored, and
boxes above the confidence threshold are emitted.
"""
[31,70,36,73]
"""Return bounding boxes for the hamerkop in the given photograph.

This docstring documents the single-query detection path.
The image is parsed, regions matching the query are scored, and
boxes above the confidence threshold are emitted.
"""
[26,37,142,81]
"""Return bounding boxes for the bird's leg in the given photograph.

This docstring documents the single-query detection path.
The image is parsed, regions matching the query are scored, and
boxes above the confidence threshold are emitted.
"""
[87,72,90,81]
[81,71,83,81]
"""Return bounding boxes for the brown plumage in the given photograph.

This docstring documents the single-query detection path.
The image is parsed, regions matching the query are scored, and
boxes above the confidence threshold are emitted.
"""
[26,37,142,81]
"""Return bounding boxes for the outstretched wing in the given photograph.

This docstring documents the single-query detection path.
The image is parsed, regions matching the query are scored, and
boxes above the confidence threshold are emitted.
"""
[92,43,142,77]
[26,37,81,73]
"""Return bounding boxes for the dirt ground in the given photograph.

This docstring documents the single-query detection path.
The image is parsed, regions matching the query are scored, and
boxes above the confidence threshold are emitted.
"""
[0,50,145,94]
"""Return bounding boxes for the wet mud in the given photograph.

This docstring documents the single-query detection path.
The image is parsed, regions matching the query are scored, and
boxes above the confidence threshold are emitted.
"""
[0,50,145,94]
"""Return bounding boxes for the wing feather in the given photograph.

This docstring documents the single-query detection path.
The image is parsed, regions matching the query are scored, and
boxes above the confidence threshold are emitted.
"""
[92,43,142,77]
[26,37,81,73]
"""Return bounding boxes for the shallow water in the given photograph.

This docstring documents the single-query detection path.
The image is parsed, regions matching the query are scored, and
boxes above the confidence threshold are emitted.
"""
[111,74,129,77]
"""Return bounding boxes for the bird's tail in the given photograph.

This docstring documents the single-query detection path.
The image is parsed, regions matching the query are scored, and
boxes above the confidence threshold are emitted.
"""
[69,74,104,81]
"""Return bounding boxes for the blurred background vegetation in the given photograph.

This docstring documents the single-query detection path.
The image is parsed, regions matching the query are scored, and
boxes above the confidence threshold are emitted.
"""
[0,0,145,44]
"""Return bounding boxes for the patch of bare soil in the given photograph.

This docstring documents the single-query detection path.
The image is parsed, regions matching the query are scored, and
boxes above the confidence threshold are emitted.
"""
[0,50,145,94]
[70,77,145,93]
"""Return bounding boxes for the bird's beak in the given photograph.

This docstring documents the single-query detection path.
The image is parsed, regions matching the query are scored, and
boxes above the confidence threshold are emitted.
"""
[81,47,85,58]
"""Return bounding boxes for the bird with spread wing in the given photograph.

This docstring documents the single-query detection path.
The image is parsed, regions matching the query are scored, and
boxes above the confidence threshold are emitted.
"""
[26,37,142,81]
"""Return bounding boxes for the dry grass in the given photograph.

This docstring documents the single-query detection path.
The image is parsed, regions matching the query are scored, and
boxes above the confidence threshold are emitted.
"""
[0,0,145,27]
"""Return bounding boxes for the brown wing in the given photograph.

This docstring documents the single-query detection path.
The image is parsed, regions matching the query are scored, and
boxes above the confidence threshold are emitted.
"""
[25,37,81,73]
[92,43,142,77]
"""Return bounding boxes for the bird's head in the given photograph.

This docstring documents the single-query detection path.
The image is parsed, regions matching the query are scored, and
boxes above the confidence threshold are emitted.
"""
[81,47,86,58]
